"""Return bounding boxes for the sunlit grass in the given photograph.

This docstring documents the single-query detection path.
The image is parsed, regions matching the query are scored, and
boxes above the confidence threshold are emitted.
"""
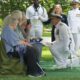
[42,46,53,61]
[1,20,80,80]
[0,18,3,27]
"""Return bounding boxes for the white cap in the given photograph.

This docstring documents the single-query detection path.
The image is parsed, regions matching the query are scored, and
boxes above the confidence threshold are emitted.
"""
[71,0,80,3]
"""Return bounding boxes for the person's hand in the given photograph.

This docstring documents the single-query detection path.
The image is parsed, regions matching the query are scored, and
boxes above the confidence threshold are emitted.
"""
[25,42,32,47]
[33,16,39,19]
[19,40,26,45]
[19,40,32,47]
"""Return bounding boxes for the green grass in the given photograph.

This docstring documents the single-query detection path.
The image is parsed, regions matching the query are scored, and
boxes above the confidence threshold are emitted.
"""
[42,31,51,37]
[42,25,51,37]
[0,23,80,80]
[1,46,80,80]
[0,18,3,27]
[42,46,53,61]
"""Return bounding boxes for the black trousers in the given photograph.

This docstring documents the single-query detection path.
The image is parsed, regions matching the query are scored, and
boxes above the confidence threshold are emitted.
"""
[51,25,55,42]
[32,43,42,63]
[7,46,43,75]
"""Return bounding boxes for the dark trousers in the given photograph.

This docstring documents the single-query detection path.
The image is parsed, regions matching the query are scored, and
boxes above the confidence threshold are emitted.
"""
[51,25,55,42]
[32,43,42,63]
[7,46,43,75]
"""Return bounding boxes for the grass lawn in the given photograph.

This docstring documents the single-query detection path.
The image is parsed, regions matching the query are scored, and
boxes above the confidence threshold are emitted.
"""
[0,25,80,80]
[0,46,80,80]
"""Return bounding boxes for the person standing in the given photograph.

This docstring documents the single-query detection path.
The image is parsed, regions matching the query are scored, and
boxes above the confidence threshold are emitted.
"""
[26,0,48,63]
[67,0,80,55]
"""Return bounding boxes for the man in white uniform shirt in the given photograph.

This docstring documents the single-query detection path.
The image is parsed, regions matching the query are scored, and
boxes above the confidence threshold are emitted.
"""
[67,0,80,55]
[26,0,48,63]
[26,0,48,38]
[44,13,79,69]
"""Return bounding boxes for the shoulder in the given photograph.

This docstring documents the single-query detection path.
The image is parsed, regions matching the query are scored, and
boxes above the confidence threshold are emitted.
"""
[59,22,68,30]
[1,26,10,37]
[59,22,66,26]
[2,26,10,32]
[39,4,47,10]
[68,10,73,14]
[61,14,67,18]
[27,5,33,11]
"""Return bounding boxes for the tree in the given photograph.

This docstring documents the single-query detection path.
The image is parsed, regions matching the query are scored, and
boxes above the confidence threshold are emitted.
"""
[0,0,71,19]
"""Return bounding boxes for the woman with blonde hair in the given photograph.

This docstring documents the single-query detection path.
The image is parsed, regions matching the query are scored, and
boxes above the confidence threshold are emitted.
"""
[1,10,45,77]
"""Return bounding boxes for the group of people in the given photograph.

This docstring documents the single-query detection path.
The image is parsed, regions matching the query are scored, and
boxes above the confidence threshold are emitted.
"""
[44,0,80,69]
[1,0,80,77]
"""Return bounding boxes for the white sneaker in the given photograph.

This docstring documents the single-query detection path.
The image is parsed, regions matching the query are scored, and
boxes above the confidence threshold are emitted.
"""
[66,55,80,68]
[71,57,80,68]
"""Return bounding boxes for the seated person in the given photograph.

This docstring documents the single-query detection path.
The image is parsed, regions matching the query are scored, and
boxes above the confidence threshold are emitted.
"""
[16,12,42,63]
[16,12,31,42]
[43,13,79,69]
[1,10,45,77]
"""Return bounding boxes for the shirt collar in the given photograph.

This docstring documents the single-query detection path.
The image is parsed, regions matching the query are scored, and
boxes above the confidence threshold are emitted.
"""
[55,21,61,28]
[72,8,79,10]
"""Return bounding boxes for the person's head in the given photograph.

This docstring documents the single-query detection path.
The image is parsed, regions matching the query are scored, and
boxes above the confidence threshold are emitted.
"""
[8,16,19,30]
[53,4,62,14]
[20,12,27,27]
[70,0,80,9]
[51,13,62,26]
[21,12,31,30]
[11,10,22,25]
[33,0,40,9]
[6,10,22,30]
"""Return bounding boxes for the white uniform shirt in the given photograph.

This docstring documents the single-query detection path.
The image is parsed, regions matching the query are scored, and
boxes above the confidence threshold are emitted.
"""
[67,8,80,33]
[26,4,48,38]
[54,22,75,51]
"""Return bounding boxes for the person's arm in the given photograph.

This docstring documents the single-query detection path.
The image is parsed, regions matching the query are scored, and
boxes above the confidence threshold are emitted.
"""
[43,19,51,25]
[39,7,48,22]
[59,25,70,51]
[67,11,71,27]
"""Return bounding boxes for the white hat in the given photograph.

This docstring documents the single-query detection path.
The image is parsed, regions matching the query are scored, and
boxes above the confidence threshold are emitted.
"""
[71,0,80,4]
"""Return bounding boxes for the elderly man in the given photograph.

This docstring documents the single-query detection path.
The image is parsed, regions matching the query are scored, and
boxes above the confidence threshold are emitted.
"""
[44,13,79,69]
[67,0,80,55]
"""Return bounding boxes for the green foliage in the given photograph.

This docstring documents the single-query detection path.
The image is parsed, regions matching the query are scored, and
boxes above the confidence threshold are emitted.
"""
[0,18,3,26]
[0,0,71,19]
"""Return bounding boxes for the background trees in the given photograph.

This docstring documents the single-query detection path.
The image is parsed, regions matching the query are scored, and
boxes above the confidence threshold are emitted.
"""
[0,0,71,19]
